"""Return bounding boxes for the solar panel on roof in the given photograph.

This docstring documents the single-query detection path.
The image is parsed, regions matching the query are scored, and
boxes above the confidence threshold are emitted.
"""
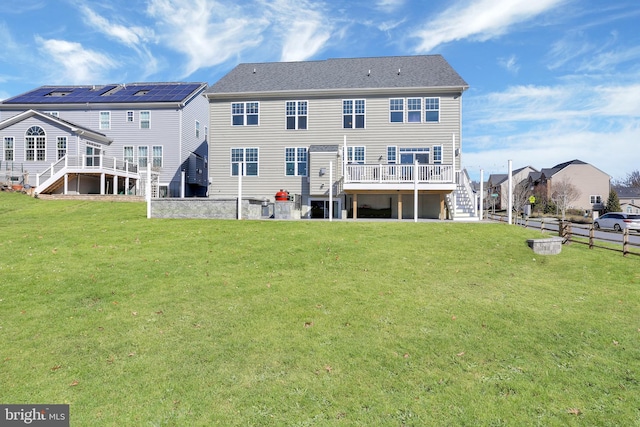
[2,83,203,104]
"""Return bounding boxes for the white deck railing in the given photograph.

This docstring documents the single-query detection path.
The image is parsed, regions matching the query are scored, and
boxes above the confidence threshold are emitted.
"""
[344,164,454,183]
[36,155,139,187]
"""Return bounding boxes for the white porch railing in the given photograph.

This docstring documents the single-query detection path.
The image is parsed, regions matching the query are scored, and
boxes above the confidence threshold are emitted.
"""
[36,155,139,187]
[344,163,454,183]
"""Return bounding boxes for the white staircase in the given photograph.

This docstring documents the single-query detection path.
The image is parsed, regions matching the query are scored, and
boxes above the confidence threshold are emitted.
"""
[446,170,479,221]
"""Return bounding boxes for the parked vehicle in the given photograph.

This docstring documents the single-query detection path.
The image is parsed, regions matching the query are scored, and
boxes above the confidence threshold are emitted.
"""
[593,212,640,232]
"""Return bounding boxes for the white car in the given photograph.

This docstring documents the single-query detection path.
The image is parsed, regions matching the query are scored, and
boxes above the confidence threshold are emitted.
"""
[593,212,640,232]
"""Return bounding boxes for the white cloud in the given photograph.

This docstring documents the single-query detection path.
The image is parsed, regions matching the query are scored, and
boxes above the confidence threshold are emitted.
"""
[375,0,405,13]
[498,54,519,74]
[79,5,159,77]
[146,0,269,77]
[35,36,118,84]
[261,0,333,62]
[80,5,154,47]
[413,0,566,52]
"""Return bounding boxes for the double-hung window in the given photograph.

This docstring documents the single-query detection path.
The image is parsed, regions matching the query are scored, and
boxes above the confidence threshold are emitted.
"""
[343,99,365,128]
[285,147,307,176]
[286,101,308,130]
[231,148,258,176]
[25,126,46,161]
[195,120,200,138]
[127,111,134,122]
[3,137,14,161]
[57,137,67,160]
[389,99,404,122]
[99,111,111,130]
[138,146,149,168]
[124,146,134,164]
[347,146,365,164]
[140,111,150,129]
[425,97,440,122]
[590,195,602,204]
[232,102,259,126]
[387,146,397,164]
[152,146,163,168]
[432,145,442,164]
[407,98,422,122]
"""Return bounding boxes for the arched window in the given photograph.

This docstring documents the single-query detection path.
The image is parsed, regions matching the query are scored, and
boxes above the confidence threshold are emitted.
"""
[25,126,46,161]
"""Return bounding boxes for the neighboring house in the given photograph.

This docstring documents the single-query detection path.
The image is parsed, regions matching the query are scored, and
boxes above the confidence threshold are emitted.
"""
[534,160,610,213]
[205,55,474,220]
[0,82,209,197]
[616,187,640,214]
[486,166,537,210]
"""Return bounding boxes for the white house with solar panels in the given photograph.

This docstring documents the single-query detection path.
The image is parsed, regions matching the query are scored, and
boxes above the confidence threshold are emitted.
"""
[206,55,477,220]
[0,82,209,197]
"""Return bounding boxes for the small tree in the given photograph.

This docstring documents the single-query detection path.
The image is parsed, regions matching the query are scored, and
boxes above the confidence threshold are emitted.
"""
[512,180,532,216]
[550,178,581,220]
[605,189,621,212]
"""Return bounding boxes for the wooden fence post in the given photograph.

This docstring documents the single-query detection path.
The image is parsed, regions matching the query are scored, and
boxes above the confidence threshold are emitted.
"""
[623,228,629,257]
[589,223,594,249]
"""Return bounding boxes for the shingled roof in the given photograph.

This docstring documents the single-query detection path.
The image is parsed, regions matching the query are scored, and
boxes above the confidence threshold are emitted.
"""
[206,55,468,95]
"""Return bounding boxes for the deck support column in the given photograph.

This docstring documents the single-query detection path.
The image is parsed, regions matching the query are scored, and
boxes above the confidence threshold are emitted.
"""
[352,193,358,220]
[100,173,105,195]
[398,193,403,220]
[113,175,118,195]
[63,174,68,195]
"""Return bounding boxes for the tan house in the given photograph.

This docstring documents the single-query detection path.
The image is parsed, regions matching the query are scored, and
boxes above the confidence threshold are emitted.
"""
[535,160,610,213]
[205,55,475,220]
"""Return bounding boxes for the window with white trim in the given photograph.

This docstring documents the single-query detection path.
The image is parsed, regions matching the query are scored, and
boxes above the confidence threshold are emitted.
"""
[432,145,442,164]
[231,148,258,176]
[286,101,308,130]
[123,146,134,164]
[195,120,200,138]
[590,195,602,204]
[231,102,259,126]
[127,111,134,122]
[99,111,111,130]
[387,146,397,164]
[3,137,14,161]
[389,99,403,122]
[138,146,148,168]
[407,98,422,122]
[347,146,365,164]
[343,99,365,128]
[285,147,307,176]
[57,136,67,160]
[140,111,150,129]
[25,126,46,161]
[152,146,163,168]
[425,97,440,122]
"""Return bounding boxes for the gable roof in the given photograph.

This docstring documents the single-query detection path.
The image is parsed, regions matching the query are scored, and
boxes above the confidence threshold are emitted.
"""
[206,55,468,96]
[1,82,207,107]
[616,187,640,199]
[0,110,112,144]
[541,159,609,179]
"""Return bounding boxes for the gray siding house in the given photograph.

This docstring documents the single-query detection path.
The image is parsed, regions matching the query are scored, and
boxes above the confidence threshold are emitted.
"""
[0,82,209,197]
[206,55,475,220]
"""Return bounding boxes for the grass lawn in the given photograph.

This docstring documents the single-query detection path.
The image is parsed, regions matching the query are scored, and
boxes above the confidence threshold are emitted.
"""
[0,192,638,426]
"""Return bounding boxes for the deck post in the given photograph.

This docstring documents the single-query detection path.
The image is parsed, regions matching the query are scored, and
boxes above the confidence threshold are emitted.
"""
[398,193,403,220]
[352,193,358,220]
[414,160,418,222]
[100,173,105,195]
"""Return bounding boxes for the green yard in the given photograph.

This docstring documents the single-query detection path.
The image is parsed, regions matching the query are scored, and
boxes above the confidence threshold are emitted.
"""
[0,192,638,426]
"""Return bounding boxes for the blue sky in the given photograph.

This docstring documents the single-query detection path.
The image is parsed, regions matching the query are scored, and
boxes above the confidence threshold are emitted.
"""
[1,0,638,182]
